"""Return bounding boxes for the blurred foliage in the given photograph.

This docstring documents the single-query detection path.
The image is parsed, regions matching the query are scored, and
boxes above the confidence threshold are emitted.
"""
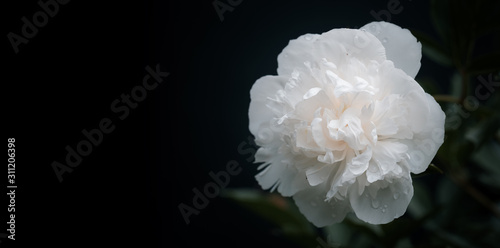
[226,0,500,247]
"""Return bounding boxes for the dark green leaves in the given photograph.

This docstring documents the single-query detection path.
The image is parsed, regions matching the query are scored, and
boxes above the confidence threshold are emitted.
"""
[466,52,500,75]
[222,189,320,247]
[411,30,452,67]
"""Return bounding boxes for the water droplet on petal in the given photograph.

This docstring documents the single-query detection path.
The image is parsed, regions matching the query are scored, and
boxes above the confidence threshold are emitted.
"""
[393,193,400,199]
[310,201,317,207]
[371,199,380,209]
[368,24,380,34]
[380,205,388,213]
[304,35,313,41]
[382,37,388,43]
[331,213,336,218]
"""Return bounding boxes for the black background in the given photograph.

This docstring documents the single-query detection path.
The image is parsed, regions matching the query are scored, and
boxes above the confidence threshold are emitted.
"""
[3,0,439,247]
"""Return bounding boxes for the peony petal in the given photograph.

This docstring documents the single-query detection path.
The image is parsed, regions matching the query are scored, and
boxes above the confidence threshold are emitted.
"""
[255,158,286,191]
[293,89,331,121]
[248,75,288,139]
[278,29,386,76]
[306,162,334,186]
[404,91,430,134]
[277,165,310,197]
[320,28,387,65]
[366,160,382,183]
[375,62,430,133]
[295,125,320,151]
[277,33,321,76]
[401,94,445,173]
[348,147,372,175]
[361,21,422,78]
[372,141,408,175]
[293,186,351,227]
[349,177,413,224]
[254,147,275,163]
[375,60,422,97]
[256,158,309,197]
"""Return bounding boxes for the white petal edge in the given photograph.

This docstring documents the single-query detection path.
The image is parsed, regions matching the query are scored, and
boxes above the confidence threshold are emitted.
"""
[293,186,351,227]
[402,94,445,174]
[361,21,422,78]
[277,29,386,76]
[248,75,287,137]
[349,177,414,224]
[256,158,309,197]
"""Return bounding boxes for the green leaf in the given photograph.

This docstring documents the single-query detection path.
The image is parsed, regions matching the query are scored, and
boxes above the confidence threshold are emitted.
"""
[429,226,477,248]
[380,218,422,247]
[466,52,500,75]
[222,189,318,247]
[430,0,451,46]
[436,177,459,207]
[439,112,476,169]
[411,164,444,178]
[429,164,444,174]
[450,72,462,98]
[342,217,383,243]
[323,223,351,247]
[472,140,500,176]
[464,112,500,148]
[415,77,440,96]
[407,182,433,219]
[411,30,452,67]
[471,0,500,38]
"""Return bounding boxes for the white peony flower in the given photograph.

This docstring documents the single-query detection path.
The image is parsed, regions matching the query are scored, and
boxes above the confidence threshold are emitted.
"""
[248,21,445,226]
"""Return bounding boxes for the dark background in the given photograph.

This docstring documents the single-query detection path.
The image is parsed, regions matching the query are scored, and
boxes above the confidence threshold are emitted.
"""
[3,0,443,247]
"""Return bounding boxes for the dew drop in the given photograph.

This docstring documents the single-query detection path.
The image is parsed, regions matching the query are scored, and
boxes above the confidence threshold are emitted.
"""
[381,205,388,213]
[371,199,380,209]
[310,201,318,207]
[354,34,369,49]
[304,34,313,41]
[393,193,400,200]
[382,37,388,43]
[368,24,381,35]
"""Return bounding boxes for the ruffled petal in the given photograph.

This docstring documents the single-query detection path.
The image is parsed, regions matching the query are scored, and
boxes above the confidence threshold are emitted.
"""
[372,141,408,176]
[249,22,443,227]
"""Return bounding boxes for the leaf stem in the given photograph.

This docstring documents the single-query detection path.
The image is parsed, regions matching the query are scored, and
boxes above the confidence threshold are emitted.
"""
[449,171,500,219]
[458,70,470,105]
[433,94,460,103]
